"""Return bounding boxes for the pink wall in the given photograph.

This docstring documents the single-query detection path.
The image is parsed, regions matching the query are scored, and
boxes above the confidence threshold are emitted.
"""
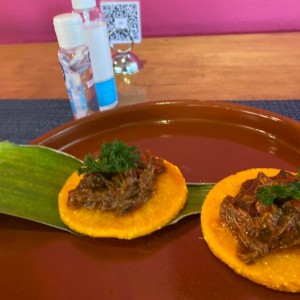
[1,0,300,44]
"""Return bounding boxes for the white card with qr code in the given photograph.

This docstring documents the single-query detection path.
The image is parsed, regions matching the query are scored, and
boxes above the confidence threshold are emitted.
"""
[100,1,142,44]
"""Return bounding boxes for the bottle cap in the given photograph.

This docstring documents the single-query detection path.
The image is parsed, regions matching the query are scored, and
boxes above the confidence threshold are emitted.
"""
[71,0,96,10]
[53,13,84,49]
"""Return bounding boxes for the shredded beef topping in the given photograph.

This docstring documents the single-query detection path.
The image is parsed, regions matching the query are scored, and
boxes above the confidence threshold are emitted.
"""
[220,170,300,264]
[68,150,166,216]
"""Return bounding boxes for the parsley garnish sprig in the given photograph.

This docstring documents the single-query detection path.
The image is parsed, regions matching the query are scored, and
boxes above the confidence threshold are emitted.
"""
[256,181,300,206]
[78,140,140,174]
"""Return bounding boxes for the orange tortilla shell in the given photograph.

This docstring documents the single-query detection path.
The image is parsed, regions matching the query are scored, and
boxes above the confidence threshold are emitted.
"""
[59,160,187,239]
[201,168,300,293]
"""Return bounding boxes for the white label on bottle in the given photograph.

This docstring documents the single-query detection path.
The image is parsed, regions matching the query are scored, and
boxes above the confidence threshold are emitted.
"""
[87,77,95,89]
[82,22,114,83]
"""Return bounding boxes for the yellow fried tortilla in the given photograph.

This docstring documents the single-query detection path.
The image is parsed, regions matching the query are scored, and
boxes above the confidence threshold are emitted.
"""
[59,159,187,239]
[201,168,300,293]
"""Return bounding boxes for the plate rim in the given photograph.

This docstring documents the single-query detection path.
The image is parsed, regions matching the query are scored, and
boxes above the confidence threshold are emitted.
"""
[30,100,300,148]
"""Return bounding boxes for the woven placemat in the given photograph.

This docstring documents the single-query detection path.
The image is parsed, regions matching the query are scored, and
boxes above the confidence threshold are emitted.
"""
[0,99,299,144]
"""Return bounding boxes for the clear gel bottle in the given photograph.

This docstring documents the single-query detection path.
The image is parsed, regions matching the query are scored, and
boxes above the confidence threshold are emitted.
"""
[53,13,99,119]
[72,0,118,111]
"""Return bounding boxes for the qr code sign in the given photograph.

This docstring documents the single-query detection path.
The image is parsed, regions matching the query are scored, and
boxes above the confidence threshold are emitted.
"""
[100,1,142,44]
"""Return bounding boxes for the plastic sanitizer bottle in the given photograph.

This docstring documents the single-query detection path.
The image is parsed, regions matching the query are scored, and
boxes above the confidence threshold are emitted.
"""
[72,0,118,111]
[53,13,99,119]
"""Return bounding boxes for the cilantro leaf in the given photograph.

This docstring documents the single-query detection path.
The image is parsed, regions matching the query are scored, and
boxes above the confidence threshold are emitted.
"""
[256,181,300,206]
[78,140,140,174]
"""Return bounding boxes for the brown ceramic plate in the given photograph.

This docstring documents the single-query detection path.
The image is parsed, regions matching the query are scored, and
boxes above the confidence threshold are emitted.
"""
[2,100,300,300]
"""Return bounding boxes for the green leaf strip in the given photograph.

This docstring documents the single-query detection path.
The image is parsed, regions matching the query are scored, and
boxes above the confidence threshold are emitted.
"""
[169,183,215,225]
[0,141,81,233]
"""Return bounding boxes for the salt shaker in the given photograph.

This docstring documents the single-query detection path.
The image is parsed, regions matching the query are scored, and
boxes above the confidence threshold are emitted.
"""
[53,13,99,119]
[72,0,118,111]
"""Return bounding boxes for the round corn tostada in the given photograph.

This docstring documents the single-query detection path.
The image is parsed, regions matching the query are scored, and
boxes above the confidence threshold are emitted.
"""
[201,168,300,293]
[58,159,187,239]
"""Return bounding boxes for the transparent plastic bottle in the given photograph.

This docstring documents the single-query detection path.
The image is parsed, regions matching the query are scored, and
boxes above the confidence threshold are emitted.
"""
[72,0,118,111]
[53,13,99,119]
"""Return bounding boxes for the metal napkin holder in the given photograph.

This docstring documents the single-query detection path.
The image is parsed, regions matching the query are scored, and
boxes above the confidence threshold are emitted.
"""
[110,28,143,75]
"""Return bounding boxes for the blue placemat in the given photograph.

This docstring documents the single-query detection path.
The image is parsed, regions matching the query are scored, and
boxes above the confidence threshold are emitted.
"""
[0,99,299,144]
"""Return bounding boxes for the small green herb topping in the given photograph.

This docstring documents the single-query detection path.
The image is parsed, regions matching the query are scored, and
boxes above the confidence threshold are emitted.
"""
[78,140,140,174]
[256,181,300,206]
